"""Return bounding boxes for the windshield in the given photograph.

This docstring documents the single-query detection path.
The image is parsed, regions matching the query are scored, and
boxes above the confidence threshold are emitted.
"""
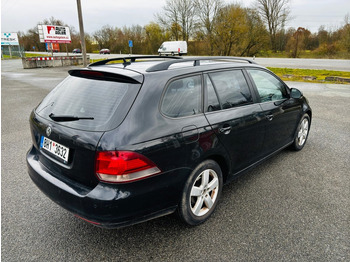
[36,76,141,131]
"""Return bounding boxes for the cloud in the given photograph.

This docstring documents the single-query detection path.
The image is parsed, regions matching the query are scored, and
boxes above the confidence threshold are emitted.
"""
[1,0,350,34]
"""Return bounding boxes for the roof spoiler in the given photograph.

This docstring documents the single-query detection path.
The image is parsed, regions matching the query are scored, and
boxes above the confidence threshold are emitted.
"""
[68,69,142,84]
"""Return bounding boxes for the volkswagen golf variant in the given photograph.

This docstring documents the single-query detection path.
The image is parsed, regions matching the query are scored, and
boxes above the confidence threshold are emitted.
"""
[27,56,312,228]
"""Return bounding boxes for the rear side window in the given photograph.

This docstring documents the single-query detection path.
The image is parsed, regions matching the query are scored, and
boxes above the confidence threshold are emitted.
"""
[161,75,202,118]
[206,75,221,112]
[36,76,141,131]
[209,70,252,109]
[248,69,288,102]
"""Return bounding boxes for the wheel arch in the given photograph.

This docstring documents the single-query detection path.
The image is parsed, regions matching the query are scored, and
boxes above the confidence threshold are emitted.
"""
[204,154,230,183]
[305,109,312,124]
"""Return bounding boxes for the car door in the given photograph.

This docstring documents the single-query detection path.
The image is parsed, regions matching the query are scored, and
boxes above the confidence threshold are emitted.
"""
[204,69,266,174]
[246,69,302,154]
[159,74,217,167]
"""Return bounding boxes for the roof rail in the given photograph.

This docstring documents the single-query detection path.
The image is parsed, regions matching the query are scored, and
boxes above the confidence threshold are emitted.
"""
[88,55,182,67]
[146,56,256,72]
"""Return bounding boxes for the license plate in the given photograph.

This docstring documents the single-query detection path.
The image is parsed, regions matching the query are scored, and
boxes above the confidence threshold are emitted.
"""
[40,136,69,162]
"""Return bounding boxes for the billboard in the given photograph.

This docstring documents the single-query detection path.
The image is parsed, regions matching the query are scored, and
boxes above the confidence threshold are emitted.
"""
[38,25,71,44]
[1,33,19,45]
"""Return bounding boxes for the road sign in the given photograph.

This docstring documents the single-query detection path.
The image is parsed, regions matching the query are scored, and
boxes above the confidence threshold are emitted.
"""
[128,40,133,48]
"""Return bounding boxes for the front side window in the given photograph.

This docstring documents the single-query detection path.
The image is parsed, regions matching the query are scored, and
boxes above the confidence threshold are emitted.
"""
[161,75,202,118]
[248,69,288,102]
[209,70,253,109]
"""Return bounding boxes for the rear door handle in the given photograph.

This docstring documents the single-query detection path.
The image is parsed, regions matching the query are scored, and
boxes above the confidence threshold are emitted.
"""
[266,115,274,121]
[219,126,231,134]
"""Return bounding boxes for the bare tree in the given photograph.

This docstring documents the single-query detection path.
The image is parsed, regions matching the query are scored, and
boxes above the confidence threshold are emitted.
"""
[157,0,180,40]
[342,14,350,52]
[239,8,269,56]
[145,22,168,54]
[255,0,290,52]
[157,0,197,42]
[194,0,223,55]
[213,4,249,56]
[286,27,310,58]
[93,25,116,50]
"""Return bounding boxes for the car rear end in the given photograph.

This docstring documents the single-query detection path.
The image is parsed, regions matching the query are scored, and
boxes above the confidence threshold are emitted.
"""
[26,67,169,227]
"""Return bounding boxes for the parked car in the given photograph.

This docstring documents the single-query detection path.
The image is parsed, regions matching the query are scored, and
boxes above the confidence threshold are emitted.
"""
[26,56,311,228]
[158,41,187,56]
[72,48,81,54]
[99,48,110,54]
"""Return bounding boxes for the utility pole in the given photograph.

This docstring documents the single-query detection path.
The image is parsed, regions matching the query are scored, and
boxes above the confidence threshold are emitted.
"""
[76,0,87,67]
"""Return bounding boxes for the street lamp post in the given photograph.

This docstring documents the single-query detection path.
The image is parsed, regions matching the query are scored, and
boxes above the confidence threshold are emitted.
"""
[76,0,87,67]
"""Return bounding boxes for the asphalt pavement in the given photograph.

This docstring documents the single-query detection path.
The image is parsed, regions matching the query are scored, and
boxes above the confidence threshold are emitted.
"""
[1,59,350,261]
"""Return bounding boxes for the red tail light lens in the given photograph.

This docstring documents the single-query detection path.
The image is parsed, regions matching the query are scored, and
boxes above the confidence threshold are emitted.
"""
[95,151,161,183]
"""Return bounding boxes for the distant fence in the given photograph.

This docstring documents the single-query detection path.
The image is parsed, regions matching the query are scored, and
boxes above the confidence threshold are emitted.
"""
[1,45,25,58]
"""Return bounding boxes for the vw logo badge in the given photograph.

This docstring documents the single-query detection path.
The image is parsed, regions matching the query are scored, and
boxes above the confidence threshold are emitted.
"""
[46,126,52,137]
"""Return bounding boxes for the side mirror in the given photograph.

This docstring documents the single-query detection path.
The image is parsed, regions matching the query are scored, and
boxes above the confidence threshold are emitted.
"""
[290,88,303,99]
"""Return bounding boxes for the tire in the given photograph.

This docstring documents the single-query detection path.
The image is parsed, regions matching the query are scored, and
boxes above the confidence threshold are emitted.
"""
[178,160,223,226]
[291,114,310,151]
[171,52,174,56]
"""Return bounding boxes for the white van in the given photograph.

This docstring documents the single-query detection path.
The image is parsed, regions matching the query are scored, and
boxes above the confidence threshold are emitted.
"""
[158,41,187,56]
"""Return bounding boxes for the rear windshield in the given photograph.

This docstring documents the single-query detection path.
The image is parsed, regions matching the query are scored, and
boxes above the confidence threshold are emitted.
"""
[36,76,141,131]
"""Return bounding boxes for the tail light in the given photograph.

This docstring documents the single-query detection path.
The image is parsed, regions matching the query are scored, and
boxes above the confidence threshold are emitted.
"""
[95,151,161,183]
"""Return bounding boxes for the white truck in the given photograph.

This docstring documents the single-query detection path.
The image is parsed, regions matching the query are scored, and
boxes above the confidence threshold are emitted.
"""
[158,41,187,56]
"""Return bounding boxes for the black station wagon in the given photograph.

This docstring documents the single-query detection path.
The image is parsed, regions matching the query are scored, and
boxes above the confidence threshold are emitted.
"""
[27,56,312,228]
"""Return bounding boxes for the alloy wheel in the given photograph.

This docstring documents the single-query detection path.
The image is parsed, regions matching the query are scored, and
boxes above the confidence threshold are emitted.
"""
[297,118,309,146]
[189,169,219,217]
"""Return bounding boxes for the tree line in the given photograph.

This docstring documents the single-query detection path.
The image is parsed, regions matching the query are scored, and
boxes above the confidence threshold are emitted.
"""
[18,0,350,58]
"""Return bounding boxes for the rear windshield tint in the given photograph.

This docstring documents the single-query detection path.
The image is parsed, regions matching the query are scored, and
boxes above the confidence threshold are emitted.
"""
[36,76,141,131]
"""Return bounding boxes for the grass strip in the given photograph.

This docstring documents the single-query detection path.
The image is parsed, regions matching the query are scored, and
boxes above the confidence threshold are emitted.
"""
[268,67,350,84]
[2,53,50,59]
[25,53,50,57]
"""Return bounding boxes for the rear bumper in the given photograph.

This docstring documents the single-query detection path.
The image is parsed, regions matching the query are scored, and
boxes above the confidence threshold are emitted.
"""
[27,146,188,228]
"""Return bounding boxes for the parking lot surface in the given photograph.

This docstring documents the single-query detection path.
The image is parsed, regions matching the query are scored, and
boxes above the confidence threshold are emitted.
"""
[2,59,350,261]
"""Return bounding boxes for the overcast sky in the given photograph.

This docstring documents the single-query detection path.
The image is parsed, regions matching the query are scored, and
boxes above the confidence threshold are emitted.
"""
[1,0,349,34]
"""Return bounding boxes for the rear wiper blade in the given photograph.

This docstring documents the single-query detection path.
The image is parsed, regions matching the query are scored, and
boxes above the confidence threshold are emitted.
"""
[49,113,94,122]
